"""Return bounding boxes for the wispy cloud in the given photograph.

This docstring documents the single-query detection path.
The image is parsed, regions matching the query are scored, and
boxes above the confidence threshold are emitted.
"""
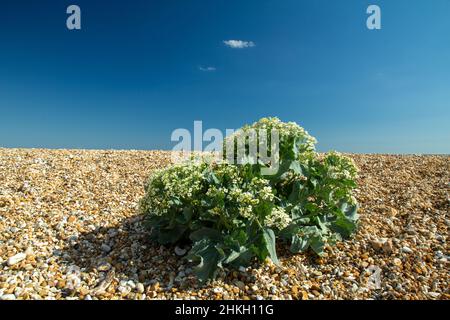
[198,66,216,72]
[223,40,255,49]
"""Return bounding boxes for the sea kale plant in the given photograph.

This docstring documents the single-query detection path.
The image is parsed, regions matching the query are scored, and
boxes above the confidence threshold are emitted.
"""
[139,118,359,282]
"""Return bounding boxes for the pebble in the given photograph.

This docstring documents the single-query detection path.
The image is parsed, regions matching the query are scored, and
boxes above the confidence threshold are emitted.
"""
[118,286,131,295]
[7,253,27,266]
[101,244,112,253]
[213,287,223,294]
[97,261,112,271]
[402,246,413,254]
[136,283,145,294]
[174,246,187,256]
[0,150,447,301]
[236,281,245,290]
[382,240,394,253]
[393,258,402,266]
[427,292,440,298]
[127,280,136,289]
[370,238,393,253]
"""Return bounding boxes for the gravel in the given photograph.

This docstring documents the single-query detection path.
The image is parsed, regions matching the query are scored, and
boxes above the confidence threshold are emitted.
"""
[0,148,448,300]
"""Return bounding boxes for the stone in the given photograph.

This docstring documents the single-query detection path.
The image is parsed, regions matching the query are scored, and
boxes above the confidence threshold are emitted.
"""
[0,150,447,301]
[402,246,413,254]
[127,280,136,289]
[236,281,245,290]
[213,287,223,294]
[136,283,145,294]
[427,292,440,298]
[25,247,34,256]
[370,239,383,251]
[382,240,394,253]
[389,207,398,217]
[7,253,26,266]
[97,261,112,271]
[101,244,112,253]
[174,246,187,256]
[393,258,402,266]
[118,286,131,295]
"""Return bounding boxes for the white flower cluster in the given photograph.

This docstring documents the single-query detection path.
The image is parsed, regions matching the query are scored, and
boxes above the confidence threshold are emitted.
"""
[227,117,317,153]
[140,161,278,223]
[206,170,276,219]
[324,151,358,180]
[264,206,292,230]
[140,162,207,216]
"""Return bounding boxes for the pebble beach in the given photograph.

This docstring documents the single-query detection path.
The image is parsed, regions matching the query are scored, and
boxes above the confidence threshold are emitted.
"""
[0,148,448,300]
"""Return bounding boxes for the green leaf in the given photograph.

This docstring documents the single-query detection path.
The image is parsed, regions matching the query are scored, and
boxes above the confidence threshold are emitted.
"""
[263,228,280,265]
[157,225,187,244]
[287,182,300,204]
[330,214,357,238]
[223,245,252,265]
[288,160,303,175]
[313,216,329,233]
[229,249,253,267]
[310,236,325,256]
[268,160,303,183]
[290,204,304,220]
[141,117,360,281]
[290,234,310,253]
[168,197,182,206]
[340,202,359,221]
[187,239,224,282]
[189,228,222,242]
[176,207,193,224]
[204,170,220,185]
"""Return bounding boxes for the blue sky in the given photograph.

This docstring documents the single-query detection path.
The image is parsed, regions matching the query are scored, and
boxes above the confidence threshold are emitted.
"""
[0,0,449,153]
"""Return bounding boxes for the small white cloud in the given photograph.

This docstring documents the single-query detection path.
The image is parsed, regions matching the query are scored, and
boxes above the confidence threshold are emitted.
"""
[223,40,255,49]
[198,66,216,72]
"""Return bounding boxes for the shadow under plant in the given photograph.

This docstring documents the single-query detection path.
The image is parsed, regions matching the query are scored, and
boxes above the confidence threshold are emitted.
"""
[59,213,321,300]
[59,214,187,299]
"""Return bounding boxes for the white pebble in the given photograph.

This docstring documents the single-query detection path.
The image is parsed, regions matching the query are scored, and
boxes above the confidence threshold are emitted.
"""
[402,246,413,254]
[118,286,131,295]
[174,246,187,256]
[7,253,26,266]
[213,287,223,294]
[127,280,136,289]
[136,283,145,293]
